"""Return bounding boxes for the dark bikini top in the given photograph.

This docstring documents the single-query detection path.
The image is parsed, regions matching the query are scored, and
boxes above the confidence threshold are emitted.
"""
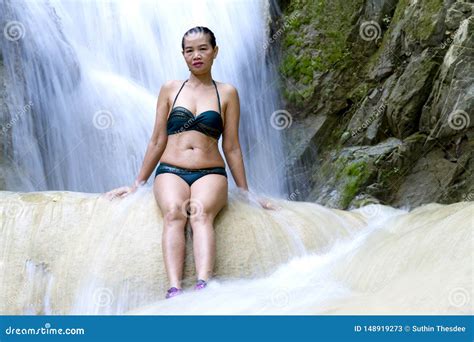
[166,79,224,140]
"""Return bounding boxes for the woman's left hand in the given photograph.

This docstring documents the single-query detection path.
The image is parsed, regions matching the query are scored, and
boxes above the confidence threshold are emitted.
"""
[256,197,279,210]
[236,188,280,210]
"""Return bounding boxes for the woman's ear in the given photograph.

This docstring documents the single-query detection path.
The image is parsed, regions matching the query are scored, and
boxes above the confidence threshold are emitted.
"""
[213,46,219,58]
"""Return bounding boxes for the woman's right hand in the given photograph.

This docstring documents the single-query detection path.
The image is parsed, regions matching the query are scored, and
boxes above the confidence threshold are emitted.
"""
[103,185,136,200]
[103,180,144,200]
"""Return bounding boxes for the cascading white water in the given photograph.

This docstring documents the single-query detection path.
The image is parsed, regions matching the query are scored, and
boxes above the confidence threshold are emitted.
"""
[2,0,472,318]
[0,190,472,315]
[0,0,287,196]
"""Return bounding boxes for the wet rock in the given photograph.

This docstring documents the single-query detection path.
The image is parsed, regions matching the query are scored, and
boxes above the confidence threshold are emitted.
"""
[281,0,473,208]
[346,74,397,145]
[348,193,382,210]
[445,1,474,30]
[393,142,471,207]
[420,16,474,139]
[307,138,402,208]
[385,48,440,138]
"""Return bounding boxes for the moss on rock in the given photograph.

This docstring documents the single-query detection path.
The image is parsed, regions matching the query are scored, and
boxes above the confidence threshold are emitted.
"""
[339,159,371,208]
[280,0,365,104]
[409,0,445,42]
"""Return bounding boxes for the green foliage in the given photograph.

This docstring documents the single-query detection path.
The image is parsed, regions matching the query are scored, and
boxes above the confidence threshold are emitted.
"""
[348,82,371,103]
[410,0,444,41]
[367,0,442,72]
[338,160,371,208]
[366,0,409,71]
[280,0,365,104]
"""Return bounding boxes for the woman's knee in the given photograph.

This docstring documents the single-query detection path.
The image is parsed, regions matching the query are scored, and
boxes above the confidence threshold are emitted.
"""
[189,210,215,227]
[163,204,187,225]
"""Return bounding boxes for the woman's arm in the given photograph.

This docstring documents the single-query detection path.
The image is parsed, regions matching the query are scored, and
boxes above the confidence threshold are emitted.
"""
[222,85,279,210]
[222,85,248,191]
[134,81,172,185]
[104,81,171,199]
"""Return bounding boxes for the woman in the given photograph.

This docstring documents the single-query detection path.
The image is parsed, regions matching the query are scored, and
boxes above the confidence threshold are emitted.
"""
[105,26,276,299]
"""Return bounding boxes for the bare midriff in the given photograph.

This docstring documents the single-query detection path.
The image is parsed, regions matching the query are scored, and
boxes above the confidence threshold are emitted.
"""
[160,131,225,169]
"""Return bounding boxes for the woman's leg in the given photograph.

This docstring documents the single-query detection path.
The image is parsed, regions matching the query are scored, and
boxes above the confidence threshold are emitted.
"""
[189,174,228,281]
[153,173,191,289]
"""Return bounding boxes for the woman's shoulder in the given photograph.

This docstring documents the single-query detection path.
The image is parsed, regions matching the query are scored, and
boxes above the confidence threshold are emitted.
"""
[158,80,186,97]
[161,79,182,89]
[215,81,238,97]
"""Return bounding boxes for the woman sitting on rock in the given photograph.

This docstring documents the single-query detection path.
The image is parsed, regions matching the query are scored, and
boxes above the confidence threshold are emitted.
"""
[105,26,276,299]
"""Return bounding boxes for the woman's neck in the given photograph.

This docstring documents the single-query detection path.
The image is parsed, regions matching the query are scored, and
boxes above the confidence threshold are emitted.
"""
[187,73,214,87]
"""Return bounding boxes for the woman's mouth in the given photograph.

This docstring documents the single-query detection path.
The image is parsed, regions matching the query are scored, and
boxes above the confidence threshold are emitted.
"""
[192,62,203,67]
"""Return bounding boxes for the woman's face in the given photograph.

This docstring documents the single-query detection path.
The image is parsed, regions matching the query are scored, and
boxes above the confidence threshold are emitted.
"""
[182,32,218,74]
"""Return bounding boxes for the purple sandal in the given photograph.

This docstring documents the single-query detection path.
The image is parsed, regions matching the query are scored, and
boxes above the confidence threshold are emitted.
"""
[165,287,183,299]
[194,279,208,291]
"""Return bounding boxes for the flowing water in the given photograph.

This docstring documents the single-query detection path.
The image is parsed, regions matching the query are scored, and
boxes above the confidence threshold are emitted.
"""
[0,0,472,316]
[0,0,287,196]
[0,191,472,315]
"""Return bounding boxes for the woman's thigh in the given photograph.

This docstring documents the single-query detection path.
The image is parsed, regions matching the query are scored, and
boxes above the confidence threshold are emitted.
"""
[153,173,191,218]
[189,174,228,221]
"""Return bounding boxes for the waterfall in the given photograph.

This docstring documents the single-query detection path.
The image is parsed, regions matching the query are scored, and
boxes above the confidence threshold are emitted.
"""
[2,0,471,319]
[0,0,287,196]
[0,191,472,315]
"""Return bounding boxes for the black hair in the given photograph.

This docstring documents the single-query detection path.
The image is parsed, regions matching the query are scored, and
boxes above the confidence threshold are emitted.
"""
[181,26,216,50]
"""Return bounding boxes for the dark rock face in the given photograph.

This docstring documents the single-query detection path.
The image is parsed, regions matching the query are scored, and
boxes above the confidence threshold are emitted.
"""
[420,15,474,139]
[393,144,472,207]
[277,0,473,208]
[385,48,440,138]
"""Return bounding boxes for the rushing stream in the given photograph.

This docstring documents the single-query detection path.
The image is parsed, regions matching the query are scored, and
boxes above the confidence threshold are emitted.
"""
[0,191,472,314]
[0,0,472,316]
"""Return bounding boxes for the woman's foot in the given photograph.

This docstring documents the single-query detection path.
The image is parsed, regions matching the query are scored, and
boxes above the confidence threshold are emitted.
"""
[165,287,183,299]
[194,279,208,290]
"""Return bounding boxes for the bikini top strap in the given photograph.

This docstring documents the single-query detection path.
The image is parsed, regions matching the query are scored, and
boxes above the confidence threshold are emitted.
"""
[171,79,188,109]
[212,79,222,114]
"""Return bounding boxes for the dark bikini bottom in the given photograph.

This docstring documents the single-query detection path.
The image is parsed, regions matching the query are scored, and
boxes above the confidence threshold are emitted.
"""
[154,162,227,186]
